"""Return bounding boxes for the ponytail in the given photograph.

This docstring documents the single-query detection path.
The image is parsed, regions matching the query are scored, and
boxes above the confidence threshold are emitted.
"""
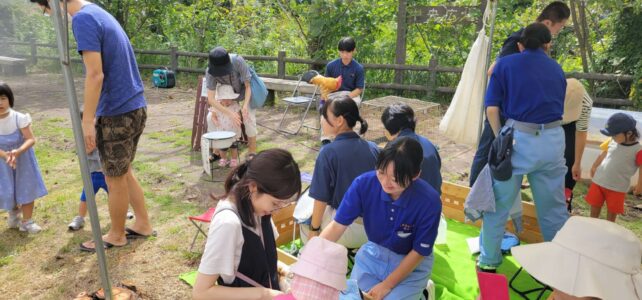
[357,116,368,135]
[322,95,368,135]
[520,23,552,50]
[219,149,301,227]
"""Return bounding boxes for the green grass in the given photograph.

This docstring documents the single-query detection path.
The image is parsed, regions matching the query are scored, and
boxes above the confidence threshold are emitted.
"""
[147,128,193,148]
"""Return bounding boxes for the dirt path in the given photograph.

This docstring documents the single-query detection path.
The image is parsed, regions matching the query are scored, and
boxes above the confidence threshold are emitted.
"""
[0,73,476,299]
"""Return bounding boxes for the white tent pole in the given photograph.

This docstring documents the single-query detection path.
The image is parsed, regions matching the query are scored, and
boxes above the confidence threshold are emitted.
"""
[476,0,498,146]
[48,1,113,299]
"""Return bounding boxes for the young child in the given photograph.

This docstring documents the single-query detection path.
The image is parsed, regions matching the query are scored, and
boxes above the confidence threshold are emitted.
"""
[0,82,47,233]
[68,112,133,230]
[587,112,642,222]
[206,84,242,168]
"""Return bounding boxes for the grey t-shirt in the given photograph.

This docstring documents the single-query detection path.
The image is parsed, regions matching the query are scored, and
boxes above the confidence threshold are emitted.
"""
[205,54,251,102]
[592,141,642,192]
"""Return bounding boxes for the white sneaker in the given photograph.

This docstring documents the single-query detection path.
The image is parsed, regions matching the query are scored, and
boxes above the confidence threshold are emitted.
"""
[7,208,21,229]
[68,216,85,231]
[126,210,135,220]
[19,219,42,234]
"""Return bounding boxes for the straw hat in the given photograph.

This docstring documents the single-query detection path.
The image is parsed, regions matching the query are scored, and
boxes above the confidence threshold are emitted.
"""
[562,78,586,124]
[512,216,642,300]
[215,84,239,100]
[290,237,348,291]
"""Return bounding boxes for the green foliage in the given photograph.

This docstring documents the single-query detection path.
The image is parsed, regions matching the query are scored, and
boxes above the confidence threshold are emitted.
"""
[3,0,641,107]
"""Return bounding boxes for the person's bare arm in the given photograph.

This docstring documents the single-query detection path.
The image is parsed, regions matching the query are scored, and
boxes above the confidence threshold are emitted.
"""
[572,131,588,180]
[308,199,328,238]
[208,89,241,127]
[319,220,348,242]
[81,51,103,153]
[192,273,280,300]
[486,106,501,137]
[348,88,362,98]
[242,80,252,119]
[590,151,608,178]
[367,250,425,300]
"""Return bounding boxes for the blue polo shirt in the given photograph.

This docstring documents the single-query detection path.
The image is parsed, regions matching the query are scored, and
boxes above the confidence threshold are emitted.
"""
[310,132,379,209]
[485,48,566,124]
[72,4,146,117]
[397,129,442,194]
[334,171,442,256]
[325,58,365,92]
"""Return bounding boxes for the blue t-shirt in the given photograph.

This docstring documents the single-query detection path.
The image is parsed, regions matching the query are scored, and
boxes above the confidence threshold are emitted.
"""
[309,132,379,209]
[397,129,442,194]
[485,48,566,124]
[325,58,365,92]
[72,4,146,117]
[334,171,442,256]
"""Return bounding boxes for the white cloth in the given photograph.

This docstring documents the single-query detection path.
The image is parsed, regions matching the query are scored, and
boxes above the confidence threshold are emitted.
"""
[0,110,31,135]
[197,200,279,284]
[300,206,367,249]
[439,22,490,146]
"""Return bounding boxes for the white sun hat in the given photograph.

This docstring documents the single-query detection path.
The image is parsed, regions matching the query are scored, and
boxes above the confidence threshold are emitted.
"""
[512,216,642,300]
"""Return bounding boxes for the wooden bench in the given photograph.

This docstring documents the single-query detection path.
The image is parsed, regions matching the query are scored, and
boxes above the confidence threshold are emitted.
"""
[0,56,27,76]
[262,77,316,104]
[441,181,543,244]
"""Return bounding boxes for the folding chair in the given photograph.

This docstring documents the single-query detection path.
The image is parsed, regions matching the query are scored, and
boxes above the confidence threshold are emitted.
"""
[509,267,552,299]
[188,207,216,251]
[277,72,320,135]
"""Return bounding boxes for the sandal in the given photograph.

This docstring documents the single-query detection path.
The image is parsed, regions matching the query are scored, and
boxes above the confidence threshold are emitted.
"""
[218,158,228,167]
[79,240,130,252]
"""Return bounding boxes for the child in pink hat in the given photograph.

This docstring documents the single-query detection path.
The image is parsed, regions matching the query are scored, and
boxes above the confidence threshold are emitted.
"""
[275,237,349,300]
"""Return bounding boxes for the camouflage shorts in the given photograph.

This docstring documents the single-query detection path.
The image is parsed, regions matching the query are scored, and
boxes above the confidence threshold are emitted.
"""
[96,107,146,177]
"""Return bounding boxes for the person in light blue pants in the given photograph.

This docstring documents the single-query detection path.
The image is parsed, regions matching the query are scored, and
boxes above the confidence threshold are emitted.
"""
[479,23,570,270]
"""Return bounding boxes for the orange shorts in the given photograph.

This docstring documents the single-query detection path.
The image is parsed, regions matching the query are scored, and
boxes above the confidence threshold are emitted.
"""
[585,183,625,214]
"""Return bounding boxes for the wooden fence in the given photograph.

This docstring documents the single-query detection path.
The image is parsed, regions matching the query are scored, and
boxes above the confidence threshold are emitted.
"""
[2,38,636,106]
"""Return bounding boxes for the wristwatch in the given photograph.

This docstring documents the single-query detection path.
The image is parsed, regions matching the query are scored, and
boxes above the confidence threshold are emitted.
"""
[309,225,321,232]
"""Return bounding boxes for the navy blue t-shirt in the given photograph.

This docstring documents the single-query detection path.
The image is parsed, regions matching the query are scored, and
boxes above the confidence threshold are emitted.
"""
[72,4,146,117]
[497,28,524,59]
[309,132,379,209]
[397,129,442,194]
[485,49,566,124]
[334,171,442,256]
[325,58,365,92]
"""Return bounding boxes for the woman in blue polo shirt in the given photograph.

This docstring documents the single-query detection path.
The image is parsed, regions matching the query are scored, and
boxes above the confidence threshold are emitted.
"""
[479,23,569,272]
[321,137,442,300]
[304,95,379,249]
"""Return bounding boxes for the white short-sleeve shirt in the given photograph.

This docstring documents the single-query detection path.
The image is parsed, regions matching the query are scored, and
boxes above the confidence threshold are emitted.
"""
[0,109,32,135]
[197,199,280,284]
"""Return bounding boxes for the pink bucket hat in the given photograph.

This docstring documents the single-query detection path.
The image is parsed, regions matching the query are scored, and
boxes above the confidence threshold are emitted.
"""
[513,216,642,300]
[290,237,348,292]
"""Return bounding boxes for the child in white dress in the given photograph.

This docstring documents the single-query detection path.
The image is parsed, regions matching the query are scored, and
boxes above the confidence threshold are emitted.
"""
[0,82,47,233]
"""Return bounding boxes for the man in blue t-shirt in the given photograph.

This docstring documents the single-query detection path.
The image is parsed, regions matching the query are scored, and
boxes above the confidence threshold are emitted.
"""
[324,37,365,104]
[469,1,570,187]
[33,0,154,251]
[320,37,366,145]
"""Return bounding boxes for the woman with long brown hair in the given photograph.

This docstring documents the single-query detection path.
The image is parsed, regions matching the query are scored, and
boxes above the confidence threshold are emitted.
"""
[193,149,301,300]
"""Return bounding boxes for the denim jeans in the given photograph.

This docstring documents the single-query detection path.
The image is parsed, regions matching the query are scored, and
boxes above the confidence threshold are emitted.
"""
[479,125,569,267]
[345,241,434,300]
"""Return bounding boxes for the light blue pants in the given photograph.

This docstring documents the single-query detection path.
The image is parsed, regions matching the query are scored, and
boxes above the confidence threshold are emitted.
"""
[341,241,434,300]
[480,126,569,267]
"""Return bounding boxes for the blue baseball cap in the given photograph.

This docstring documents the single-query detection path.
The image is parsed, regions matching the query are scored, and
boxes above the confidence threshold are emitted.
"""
[600,113,637,136]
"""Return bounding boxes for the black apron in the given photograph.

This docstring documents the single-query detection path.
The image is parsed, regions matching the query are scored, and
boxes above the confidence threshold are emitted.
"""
[216,209,280,290]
